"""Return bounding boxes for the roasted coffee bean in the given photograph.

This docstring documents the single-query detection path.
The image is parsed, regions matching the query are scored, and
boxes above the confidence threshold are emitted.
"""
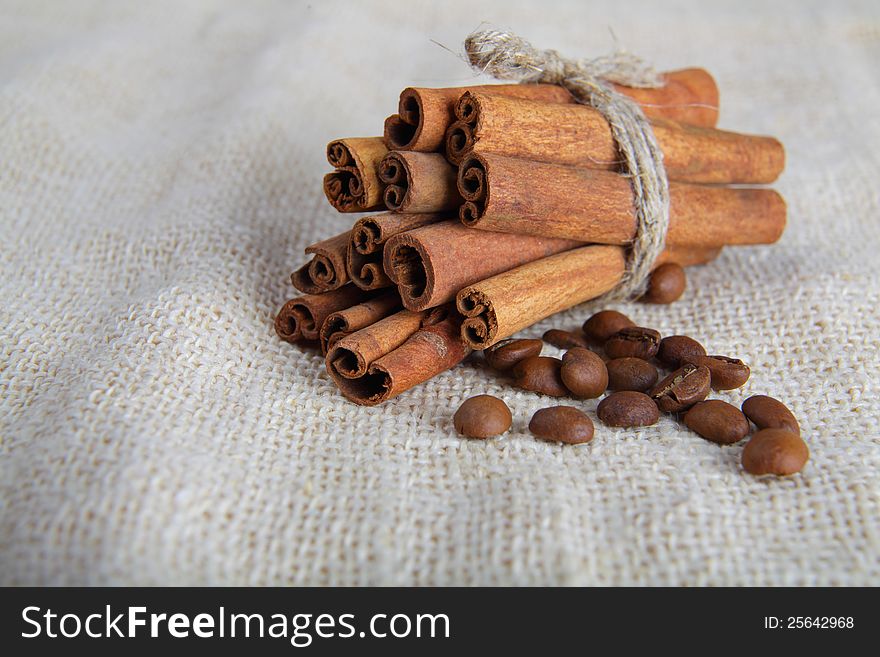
[657,335,706,368]
[604,326,661,360]
[484,338,543,372]
[742,429,809,475]
[513,356,568,397]
[642,263,686,304]
[683,400,750,445]
[742,395,800,435]
[649,363,711,413]
[529,406,595,444]
[453,395,512,439]
[685,355,750,390]
[582,310,635,344]
[596,391,660,427]
[543,328,590,350]
[606,357,658,392]
[560,348,608,399]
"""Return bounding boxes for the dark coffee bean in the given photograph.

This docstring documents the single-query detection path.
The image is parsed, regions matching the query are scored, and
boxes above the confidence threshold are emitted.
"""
[543,328,590,350]
[582,310,635,344]
[742,395,800,435]
[683,400,750,445]
[484,338,543,372]
[597,391,660,427]
[513,356,568,397]
[642,263,686,304]
[529,406,595,444]
[742,429,809,475]
[560,348,608,399]
[649,363,711,413]
[604,326,661,360]
[684,355,750,390]
[453,395,512,438]
[657,335,706,368]
[606,357,658,392]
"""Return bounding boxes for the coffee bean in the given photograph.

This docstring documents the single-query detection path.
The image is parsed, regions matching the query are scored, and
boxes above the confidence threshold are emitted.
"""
[543,328,590,350]
[597,391,660,427]
[529,406,595,444]
[453,395,512,439]
[604,326,661,360]
[560,348,608,399]
[513,356,568,397]
[582,310,635,344]
[484,338,543,372]
[742,428,809,475]
[683,400,750,444]
[642,263,686,304]
[682,355,750,390]
[606,357,658,392]
[742,395,800,435]
[657,335,706,368]
[649,363,711,413]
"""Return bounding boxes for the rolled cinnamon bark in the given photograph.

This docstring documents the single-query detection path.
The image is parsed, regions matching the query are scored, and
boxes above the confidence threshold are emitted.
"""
[653,246,721,268]
[274,284,367,344]
[446,92,783,183]
[384,69,719,152]
[378,152,461,213]
[383,220,580,311]
[318,290,402,354]
[290,231,351,294]
[347,212,449,290]
[458,152,787,248]
[323,137,388,212]
[328,307,470,406]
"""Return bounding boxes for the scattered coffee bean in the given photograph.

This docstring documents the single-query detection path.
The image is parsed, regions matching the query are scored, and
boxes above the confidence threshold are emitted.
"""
[642,263,686,304]
[604,326,661,360]
[606,357,658,392]
[484,338,543,372]
[453,395,512,439]
[597,391,660,427]
[543,328,590,350]
[529,406,595,444]
[683,400,750,444]
[741,428,809,475]
[513,356,569,397]
[582,310,635,344]
[685,355,750,390]
[560,348,608,399]
[657,335,706,368]
[649,363,711,412]
[742,395,800,435]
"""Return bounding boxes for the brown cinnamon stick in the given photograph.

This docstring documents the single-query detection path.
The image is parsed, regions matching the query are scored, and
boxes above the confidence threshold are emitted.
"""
[290,231,351,294]
[383,220,581,311]
[445,92,783,183]
[384,69,719,152]
[275,284,367,344]
[458,152,787,248]
[378,152,461,213]
[323,137,388,212]
[347,212,449,290]
[318,290,402,354]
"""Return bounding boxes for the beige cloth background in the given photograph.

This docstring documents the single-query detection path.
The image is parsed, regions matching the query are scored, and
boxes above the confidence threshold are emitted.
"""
[2,0,879,586]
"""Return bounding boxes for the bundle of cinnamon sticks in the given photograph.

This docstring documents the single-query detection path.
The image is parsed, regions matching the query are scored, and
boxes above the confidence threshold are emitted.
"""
[277,67,786,406]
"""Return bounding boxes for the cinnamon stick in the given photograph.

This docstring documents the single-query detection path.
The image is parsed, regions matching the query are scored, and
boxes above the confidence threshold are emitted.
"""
[318,290,402,354]
[458,152,787,248]
[446,92,783,183]
[347,212,449,290]
[290,231,351,294]
[378,152,461,213]
[274,284,367,344]
[383,220,580,311]
[384,68,719,152]
[323,137,388,212]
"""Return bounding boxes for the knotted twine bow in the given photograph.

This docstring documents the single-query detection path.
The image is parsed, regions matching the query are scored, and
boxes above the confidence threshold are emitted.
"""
[463,30,670,301]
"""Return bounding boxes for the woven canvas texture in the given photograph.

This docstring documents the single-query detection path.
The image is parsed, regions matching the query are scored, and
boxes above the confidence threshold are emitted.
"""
[2,0,879,586]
